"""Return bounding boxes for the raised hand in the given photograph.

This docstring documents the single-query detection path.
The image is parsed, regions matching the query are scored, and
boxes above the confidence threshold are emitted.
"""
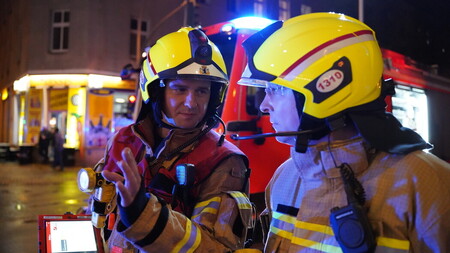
[102,147,141,207]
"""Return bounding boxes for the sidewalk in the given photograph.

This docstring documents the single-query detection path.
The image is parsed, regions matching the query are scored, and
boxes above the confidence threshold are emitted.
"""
[0,161,89,253]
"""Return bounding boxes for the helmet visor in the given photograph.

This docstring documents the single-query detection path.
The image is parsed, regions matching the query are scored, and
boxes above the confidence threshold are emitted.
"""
[238,64,270,88]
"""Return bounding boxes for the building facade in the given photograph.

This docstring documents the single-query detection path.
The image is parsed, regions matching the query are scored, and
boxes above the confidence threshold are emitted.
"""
[0,0,309,165]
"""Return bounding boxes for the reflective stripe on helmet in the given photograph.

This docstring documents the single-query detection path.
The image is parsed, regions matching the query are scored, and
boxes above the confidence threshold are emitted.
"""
[282,30,375,81]
[176,62,227,82]
[147,55,157,77]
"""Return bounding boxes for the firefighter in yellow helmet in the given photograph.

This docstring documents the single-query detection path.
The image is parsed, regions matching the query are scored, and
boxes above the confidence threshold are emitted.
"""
[238,13,450,252]
[91,27,252,252]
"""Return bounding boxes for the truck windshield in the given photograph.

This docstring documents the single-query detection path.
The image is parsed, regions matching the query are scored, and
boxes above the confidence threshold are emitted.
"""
[208,32,266,116]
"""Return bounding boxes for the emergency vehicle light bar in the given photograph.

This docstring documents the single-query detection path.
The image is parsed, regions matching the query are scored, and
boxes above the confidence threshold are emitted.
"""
[229,16,275,30]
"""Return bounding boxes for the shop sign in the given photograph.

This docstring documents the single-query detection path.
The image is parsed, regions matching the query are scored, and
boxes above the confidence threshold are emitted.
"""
[26,89,43,143]
[86,89,113,148]
[49,89,69,111]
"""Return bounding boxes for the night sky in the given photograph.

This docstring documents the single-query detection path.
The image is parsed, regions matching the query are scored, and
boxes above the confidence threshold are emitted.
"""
[310,0,450,77]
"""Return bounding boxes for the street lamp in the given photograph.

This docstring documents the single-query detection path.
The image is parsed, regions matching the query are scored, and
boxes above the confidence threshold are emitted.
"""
[358,0,364,22]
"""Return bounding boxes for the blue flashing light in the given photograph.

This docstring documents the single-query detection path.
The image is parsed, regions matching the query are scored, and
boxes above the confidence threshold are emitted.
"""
[221,23,234,33]
[230,16,276,30]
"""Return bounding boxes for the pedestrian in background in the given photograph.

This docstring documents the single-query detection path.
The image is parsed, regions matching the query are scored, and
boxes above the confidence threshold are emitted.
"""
[238,12,450,252]
[52,127,64,171]
[38,127,52,163]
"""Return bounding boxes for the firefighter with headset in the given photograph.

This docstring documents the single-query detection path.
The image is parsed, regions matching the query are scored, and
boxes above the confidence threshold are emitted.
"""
[235,12,450,252]
[86,27,254,252]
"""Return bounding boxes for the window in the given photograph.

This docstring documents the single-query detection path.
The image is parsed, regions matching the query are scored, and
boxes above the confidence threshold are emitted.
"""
[129,18,148,59]
[392,85,429,143]
[279,0,290,20]
[51,10,70,52]
[254,0,264,16]
[113,91,135,132]
[227,0,236,12]
[246,86,266,115]
[301,4,312,14]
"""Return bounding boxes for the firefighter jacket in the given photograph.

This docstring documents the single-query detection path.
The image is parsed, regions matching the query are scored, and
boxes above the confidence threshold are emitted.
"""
[263,136,450,253]
[95,116,252,252]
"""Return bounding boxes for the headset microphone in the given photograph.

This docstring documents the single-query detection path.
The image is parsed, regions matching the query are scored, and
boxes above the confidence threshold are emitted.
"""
[230,128,324,141]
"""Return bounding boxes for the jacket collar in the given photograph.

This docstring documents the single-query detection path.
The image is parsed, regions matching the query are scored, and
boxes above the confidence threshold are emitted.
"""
[291,136,370,180]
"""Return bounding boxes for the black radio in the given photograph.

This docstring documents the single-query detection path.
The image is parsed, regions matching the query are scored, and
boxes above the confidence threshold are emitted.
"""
[330,163,376,253]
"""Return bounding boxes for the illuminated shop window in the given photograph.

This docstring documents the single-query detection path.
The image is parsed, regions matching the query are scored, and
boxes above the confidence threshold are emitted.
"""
[391,85,429,143]
[51,10,70,52]
[112,91,135,132]
[246,86,266,116]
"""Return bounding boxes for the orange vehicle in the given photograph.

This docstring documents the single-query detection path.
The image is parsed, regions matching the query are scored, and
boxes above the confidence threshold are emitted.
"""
[381,48,450,163]
[202,17,290,202]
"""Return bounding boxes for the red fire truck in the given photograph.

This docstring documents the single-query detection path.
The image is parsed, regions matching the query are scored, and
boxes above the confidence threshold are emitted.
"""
[203,17,289,200]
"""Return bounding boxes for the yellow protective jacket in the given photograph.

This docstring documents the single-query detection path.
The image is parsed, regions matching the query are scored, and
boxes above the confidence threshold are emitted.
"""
[95,117,252,253]
[264,137,450,253]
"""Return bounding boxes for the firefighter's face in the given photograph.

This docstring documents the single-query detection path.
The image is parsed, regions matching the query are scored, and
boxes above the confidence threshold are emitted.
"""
[162,79,211,129]
[260,83,300,145]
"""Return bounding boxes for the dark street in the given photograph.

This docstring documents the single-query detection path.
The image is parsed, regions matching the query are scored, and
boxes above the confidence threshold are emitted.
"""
[0,161,89,253]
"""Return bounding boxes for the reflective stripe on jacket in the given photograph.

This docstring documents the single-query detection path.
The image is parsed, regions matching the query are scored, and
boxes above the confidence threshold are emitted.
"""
[264,137,450,253]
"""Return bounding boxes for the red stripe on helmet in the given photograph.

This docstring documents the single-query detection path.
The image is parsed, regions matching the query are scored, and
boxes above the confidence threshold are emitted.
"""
[280,30,373,78]
[148,55,157,76]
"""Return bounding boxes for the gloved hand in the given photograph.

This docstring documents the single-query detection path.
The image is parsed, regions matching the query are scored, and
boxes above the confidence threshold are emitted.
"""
[102,147,141,207]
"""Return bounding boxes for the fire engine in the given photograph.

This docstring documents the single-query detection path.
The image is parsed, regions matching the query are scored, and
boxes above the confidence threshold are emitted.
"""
[203,17,289,199]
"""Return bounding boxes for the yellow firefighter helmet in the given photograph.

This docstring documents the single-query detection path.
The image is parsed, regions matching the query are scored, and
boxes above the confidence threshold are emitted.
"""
[140,27,228,108]
[239,12,384,120]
